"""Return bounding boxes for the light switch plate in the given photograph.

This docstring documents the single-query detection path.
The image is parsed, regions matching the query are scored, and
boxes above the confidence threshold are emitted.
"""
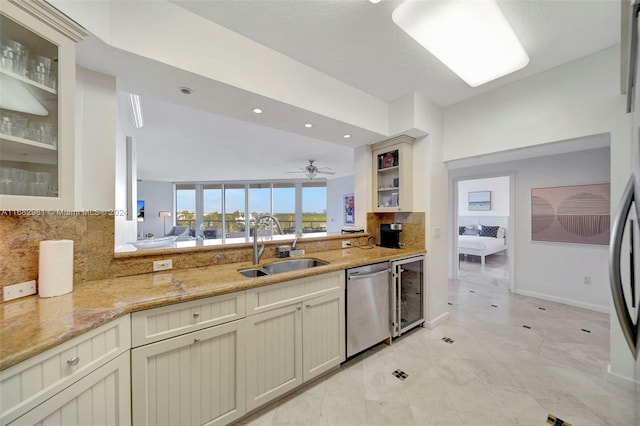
[3,280,37,301]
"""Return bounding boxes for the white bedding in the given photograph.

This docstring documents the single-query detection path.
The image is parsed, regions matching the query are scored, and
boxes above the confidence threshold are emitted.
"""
[458,235,505,251]
[458,235,507,266]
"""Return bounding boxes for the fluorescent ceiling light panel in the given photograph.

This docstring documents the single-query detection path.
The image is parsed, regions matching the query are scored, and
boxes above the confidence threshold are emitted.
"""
[392,0,529,87]
[129,93,144,128]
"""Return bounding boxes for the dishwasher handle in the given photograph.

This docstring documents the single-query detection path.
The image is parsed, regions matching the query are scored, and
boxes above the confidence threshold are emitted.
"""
[348,269,389,280]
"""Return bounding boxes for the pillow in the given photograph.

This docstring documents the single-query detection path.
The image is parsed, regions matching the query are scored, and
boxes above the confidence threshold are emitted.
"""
[496,227,506,239]
[459,226,466,235]
[479,225,499,238]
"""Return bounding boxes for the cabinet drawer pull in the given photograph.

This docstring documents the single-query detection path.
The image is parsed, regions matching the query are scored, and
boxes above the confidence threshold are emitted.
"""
[305,304,311,308]
[193,338,200,344]
[193,312,200,318]
[66,356,80,366]
[296,306,301,311]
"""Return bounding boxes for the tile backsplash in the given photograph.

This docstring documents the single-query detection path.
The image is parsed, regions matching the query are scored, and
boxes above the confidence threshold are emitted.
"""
[1,212,391,292]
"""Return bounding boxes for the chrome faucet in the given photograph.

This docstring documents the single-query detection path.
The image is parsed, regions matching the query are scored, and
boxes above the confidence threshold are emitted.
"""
[253,214,284,265]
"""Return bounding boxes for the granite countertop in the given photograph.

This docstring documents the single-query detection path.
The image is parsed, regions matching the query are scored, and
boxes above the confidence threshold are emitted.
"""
[0,246,424,371]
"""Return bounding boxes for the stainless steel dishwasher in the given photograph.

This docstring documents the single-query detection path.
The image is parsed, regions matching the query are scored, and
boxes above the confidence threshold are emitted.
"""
[346,262,391,357]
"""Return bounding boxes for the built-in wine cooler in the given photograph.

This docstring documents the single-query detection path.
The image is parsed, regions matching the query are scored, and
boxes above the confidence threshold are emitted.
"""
[391,256,425,337]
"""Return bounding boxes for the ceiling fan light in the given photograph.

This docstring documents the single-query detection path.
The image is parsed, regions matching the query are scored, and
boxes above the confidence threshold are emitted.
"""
[392,0,529,87]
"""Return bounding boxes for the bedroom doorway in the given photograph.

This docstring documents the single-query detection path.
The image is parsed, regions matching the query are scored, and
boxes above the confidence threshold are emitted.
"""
[454,175,514,293]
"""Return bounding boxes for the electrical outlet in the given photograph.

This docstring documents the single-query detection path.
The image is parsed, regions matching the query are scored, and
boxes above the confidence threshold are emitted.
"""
[582,275,591,285]
[342,241,352,248]
[3,280,37,302]
[153,259,173,271]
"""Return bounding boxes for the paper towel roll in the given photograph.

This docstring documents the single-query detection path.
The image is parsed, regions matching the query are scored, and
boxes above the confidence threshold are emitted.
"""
[39,240,74,298]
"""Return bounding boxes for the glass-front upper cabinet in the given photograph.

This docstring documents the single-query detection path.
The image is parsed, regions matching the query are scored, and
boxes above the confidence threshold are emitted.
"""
[0,0,85,210]
[371,135,414,212]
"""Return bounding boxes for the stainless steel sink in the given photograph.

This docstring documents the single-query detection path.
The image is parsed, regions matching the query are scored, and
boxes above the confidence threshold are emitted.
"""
[238,258,329,277]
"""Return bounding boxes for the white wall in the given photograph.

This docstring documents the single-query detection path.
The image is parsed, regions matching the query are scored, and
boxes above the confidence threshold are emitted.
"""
[137,180,174,238]
[458,176,509,217]
[114,93,138,248]
[444,47,625,162]
[451,147,611,312]
[75,66,116,209]
[443,44,634,386]
[326,175,354,234]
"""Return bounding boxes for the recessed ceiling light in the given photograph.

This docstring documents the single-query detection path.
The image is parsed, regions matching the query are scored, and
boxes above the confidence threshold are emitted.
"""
[343,134,351,139]
[304,123,313,128]
[179,87,193,95]
[252,108,263,114]
[369,0,382,3]
[392,0,529,87]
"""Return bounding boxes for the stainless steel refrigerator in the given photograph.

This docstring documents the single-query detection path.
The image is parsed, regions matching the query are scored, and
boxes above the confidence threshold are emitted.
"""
[610,1,640,422]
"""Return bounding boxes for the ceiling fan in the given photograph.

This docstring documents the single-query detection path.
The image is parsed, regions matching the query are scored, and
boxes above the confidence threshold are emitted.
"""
[287,160,335,179]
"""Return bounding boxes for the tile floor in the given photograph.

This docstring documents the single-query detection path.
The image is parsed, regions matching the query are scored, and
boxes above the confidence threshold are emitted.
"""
[237,254,639,425]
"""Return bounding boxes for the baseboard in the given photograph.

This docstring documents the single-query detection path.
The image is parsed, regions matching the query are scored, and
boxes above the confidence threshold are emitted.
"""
[514,289,609,314]
[425,311,450,328]
[607,364,640,390]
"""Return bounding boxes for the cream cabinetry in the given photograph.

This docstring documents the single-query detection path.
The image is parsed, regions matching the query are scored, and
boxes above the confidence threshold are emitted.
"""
[131,293,246,426]
[245,272,345,412]
[0,315,131,425]
[371,135,415,212]
[8,352,131,426]
[0,0,85,209]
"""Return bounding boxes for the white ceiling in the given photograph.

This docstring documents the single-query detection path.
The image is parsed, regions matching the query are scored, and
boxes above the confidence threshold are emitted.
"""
[75,0,620,182]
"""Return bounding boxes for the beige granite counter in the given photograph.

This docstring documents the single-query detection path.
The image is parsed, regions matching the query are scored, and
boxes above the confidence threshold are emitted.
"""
[0,246,425,371]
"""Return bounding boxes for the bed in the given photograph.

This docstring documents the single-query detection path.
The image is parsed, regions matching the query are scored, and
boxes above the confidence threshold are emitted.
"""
[458,225,507,266]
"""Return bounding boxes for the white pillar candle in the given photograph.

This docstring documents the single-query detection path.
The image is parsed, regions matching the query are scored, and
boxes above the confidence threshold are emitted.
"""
[38,240,74,298]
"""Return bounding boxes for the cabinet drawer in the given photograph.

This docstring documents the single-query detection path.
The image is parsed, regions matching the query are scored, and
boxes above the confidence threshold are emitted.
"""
[0,315,131,425]
[246,271,344,315]
[8,351,131,426]
[131,292,245,347]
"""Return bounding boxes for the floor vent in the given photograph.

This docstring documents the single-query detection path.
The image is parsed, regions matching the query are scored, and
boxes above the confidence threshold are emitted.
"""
[522,325,532,329]
[547,414,571,426]
[441,337,455,344]
[538,307,546,311]
[581,328,591,333]
[392,369,408,380]
[491,304,498,308]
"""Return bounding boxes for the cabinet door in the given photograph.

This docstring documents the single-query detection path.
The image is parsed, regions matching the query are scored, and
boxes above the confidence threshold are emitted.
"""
[245,303,302,412]
[371,136,414,212]
[302,291,345,382]
[9,351,130,426]
[131,321,246,426]
[0,1,85,210]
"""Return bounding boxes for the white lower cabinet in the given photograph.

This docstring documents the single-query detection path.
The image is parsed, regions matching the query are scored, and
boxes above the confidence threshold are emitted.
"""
[8,351,131,426]
[245,303,303,412]
[131,320,246,426]
[302,291,345,382]
[245,272,345,413]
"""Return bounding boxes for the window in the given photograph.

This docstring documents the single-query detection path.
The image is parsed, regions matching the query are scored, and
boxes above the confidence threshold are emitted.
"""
[175,184,196,232]
[203,184,222,240]
[174,180,325,245]
[302,182,327,235]
[224,184,246,242]
[273,183,296,235]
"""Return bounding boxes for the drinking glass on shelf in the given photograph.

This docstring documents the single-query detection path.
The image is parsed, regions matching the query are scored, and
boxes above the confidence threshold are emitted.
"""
[9,113,28,138]
[1,115,12,136]
[29,55,51,87]
[27,171,50,196]
[1,39,29,76]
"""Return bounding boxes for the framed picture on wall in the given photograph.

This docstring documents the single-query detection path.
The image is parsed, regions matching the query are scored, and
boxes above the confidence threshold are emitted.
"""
[344,194,355,225]
[469,191,491,211]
